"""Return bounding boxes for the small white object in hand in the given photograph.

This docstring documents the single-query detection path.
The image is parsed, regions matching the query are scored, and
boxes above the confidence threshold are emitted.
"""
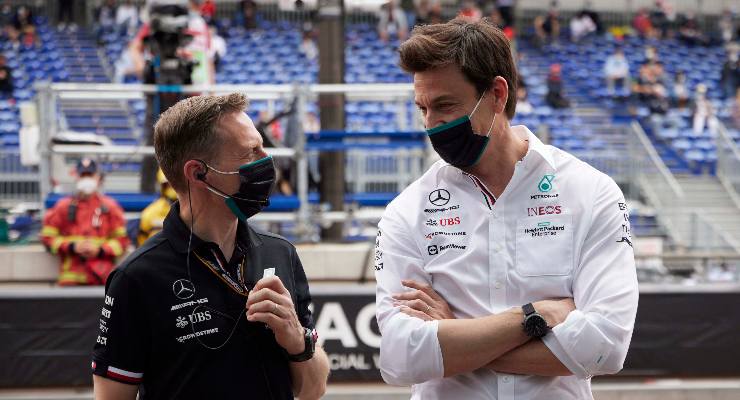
[263,268,275,279]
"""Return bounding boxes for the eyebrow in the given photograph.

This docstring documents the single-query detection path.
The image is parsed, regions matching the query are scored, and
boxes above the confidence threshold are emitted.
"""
[415,95,459,108]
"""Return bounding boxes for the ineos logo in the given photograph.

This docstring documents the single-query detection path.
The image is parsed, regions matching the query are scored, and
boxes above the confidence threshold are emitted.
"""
[428,189,451,206]
[172,279,195,300]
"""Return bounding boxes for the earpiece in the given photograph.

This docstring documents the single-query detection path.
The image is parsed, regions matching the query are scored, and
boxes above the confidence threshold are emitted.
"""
[196,170,206,181]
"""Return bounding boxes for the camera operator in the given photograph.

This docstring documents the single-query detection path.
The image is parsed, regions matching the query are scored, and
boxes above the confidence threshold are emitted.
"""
[127,0,214,85]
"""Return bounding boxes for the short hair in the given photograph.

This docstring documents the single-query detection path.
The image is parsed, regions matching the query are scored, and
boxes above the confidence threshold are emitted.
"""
[399,17,518,119]
[153,93,249,192]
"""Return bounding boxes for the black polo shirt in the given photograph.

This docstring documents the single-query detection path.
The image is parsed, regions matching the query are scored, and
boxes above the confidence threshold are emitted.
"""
[92,202,314,399]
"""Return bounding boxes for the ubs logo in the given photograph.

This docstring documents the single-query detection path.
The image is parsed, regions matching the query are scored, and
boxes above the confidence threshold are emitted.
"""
[172,279,195,300]
[428,189,451,206]
[439,217,461,226]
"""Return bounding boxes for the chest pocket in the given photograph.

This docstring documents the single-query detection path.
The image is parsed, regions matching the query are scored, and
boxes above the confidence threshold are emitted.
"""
[515,214,573,277]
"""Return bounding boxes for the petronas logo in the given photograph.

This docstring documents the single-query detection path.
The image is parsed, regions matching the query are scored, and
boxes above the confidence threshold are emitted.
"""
[538,175,555,192]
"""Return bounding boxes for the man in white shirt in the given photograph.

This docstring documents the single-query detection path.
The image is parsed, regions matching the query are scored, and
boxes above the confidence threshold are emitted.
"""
[604,46,630,96]
[374,18,639,399]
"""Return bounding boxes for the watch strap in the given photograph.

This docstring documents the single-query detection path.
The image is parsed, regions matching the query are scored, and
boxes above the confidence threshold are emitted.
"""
[522,302,536,316]
[287,327,317,362]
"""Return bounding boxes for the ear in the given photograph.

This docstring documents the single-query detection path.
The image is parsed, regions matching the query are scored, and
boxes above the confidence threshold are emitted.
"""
[490,76,509,114]
[183,159,208,186]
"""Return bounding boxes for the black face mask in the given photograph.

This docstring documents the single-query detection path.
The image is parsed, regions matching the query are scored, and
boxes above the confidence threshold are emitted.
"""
[197,156,276,221]
[426,94,496,168]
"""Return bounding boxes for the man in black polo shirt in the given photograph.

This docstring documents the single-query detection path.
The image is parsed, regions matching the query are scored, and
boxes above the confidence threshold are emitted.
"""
[92,93,329,399]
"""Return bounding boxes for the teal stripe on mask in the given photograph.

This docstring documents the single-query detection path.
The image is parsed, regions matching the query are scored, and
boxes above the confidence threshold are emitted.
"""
[426,116,470,136]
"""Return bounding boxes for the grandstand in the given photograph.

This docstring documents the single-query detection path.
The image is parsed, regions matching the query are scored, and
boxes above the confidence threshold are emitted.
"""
[1,0,740,398]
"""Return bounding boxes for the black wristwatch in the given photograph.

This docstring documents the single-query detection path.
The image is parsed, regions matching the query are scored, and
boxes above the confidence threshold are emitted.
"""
[287,328,317,362]
[521,303,549,338]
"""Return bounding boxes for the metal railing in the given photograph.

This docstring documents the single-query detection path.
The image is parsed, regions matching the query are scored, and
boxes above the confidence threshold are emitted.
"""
[32,82,426,241]
[716,121,740,210]
[629,121,687,248]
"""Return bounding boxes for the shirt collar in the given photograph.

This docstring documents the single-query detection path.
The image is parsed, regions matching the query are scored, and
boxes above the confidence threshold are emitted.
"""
[514,125,556,171]
[162,201,262,254]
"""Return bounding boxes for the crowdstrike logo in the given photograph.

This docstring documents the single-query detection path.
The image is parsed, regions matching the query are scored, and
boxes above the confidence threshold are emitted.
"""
[424,231,467,239]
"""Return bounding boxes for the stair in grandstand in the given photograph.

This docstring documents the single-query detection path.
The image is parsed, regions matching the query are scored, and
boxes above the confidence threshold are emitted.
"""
[642,174,740,253]
[53,28,109,83]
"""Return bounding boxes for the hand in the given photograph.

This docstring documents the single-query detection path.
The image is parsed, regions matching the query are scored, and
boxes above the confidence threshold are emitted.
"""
[532,298,575,328]
[246,276,305,355]
[76,240,100,258]
[392,279,455,321]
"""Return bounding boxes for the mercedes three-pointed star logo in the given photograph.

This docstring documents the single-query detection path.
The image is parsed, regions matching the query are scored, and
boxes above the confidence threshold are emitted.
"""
[172,279,195,300]
[428,189,451,206]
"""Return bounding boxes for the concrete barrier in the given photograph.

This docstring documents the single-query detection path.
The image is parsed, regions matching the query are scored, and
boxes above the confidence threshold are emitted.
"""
[0,242,376,283]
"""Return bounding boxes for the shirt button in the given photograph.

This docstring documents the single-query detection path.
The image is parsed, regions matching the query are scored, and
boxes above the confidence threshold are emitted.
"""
[502,376,510,383]
[492,243,501,252]
[494,281,502,289]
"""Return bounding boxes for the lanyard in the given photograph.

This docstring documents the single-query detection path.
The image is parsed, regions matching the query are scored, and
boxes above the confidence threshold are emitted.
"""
[193,247,249,297]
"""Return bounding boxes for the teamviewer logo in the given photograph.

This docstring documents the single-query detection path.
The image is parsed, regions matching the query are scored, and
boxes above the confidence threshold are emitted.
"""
[428,245,439,255]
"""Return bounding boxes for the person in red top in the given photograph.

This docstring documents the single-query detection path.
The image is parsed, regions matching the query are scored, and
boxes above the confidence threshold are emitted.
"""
[199,0,215,23]
[40,158,129,286]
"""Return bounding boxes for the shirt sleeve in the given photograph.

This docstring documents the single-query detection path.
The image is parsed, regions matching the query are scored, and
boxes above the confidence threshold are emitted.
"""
[374,204,444,386]
[542,175,639,379]
[291,246,315,330]
[40,201,76,256]
[100,202,130,258]
[92,269,150,385]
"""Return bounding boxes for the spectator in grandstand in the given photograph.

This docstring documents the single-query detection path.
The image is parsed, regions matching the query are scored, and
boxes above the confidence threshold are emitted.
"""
[604,46,630,96]
[486,5,505,30]
[718,8,737,44]
[376,18,638,398]
[546,63,570,108]
[677,12,710,46]
[115,0,139,37]
[0,55,13,97]
[458,0,482,23]
[94,0,117,42]
[580,1,603,33]
[137,169,176,246]
[415,0,443,26]
[533,4,560,46]
[497,0,516,29]
[299,27,318,62]
[633,8,656,38]
[200,0,216,24]
[237,0,258,30]
[58,0,77,29]
[40,158,129,286]
[644,44,659,64]
[0,1,13,31]
[209,25,227,72]
[516,84,533,115]
[692,83,719,136]
[377,0,408,43]
[91,93,329,399]
[671,71,690,108]
[10,5,36,48]
[399,0,417,29]
[569,10,596,42]
[720,52,740,99]
[649,0,675,38]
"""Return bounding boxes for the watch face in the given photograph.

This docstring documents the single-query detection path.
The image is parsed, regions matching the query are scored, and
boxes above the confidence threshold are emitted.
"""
[524,315,549,338]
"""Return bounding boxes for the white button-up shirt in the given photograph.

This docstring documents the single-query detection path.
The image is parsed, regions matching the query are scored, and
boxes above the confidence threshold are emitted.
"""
[374,126,639,399]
